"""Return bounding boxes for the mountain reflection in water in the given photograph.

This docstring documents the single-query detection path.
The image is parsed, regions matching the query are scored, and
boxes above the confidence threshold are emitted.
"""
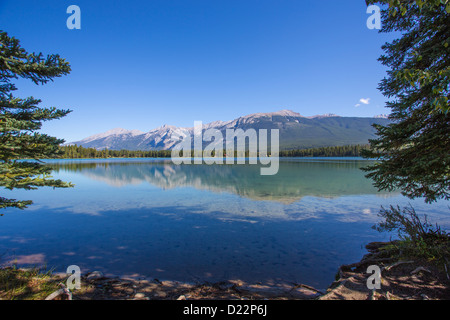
[49,158,393,203]
[4,158,447,289]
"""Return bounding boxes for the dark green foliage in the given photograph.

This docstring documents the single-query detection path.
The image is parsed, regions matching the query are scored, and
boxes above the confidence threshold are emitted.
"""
[54,144,368,159]
[362,0,450,203]
[0,31,73,211]
[279,144,369,158]
[57,145,173,159]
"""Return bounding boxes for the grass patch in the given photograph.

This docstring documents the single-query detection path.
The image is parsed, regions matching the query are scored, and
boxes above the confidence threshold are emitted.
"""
[0,266,64,300]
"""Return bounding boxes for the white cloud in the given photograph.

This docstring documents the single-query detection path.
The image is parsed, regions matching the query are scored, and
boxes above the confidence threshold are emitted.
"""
[359,98,370,105]
[355,98,370,107]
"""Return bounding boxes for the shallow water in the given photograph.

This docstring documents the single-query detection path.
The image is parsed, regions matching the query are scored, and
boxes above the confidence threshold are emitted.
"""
[1,158,448,288]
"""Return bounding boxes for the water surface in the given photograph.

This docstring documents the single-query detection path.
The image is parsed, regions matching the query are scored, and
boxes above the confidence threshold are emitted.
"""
[1,158,448,288]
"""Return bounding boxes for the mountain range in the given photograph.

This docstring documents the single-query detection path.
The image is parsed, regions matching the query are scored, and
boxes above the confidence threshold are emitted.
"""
[68,110,390,151]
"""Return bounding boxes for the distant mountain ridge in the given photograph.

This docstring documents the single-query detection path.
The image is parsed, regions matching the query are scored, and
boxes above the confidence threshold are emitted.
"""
[68,110,390,151]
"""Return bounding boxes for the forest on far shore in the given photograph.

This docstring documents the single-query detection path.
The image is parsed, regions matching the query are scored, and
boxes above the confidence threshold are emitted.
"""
[56,144,370,159]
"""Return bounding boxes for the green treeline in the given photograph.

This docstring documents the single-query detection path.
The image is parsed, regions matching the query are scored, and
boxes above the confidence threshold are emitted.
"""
[279,144,370,157]
[58,145,172,158]
[56,144,369,159]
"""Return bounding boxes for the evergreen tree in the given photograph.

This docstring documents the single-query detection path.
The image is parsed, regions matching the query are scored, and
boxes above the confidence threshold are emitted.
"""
[362,0,450,203]
[0,31,73,211]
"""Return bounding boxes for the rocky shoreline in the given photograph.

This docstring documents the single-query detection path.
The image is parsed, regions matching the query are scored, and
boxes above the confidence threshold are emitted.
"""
[70,275,323,300]
[3,241,448,300]
[320,241,450,300]
[57,241,447,300]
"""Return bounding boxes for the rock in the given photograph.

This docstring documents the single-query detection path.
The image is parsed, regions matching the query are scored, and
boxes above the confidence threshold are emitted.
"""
[134,293,146,299]
[177,295,186,300]
[86,271,104,280]
[214,281,235,291]
[289,286,322,299]
[154,290,167,298]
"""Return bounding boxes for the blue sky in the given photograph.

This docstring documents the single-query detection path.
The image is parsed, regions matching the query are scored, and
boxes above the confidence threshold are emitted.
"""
[0,0,394,142]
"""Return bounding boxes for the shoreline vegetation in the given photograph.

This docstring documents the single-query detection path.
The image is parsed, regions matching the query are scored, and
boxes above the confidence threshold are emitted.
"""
[52,144,370,159]
[1,240,449,300]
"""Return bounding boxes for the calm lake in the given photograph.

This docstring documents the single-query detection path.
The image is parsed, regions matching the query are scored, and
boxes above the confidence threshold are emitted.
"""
[1,158,449,289]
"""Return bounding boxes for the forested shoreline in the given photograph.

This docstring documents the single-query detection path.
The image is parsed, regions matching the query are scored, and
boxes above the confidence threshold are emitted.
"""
[55,144,370,159]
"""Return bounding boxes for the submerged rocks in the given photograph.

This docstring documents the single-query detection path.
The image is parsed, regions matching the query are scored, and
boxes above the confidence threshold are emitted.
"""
[72,276,323,300]
[86,271,104,280]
